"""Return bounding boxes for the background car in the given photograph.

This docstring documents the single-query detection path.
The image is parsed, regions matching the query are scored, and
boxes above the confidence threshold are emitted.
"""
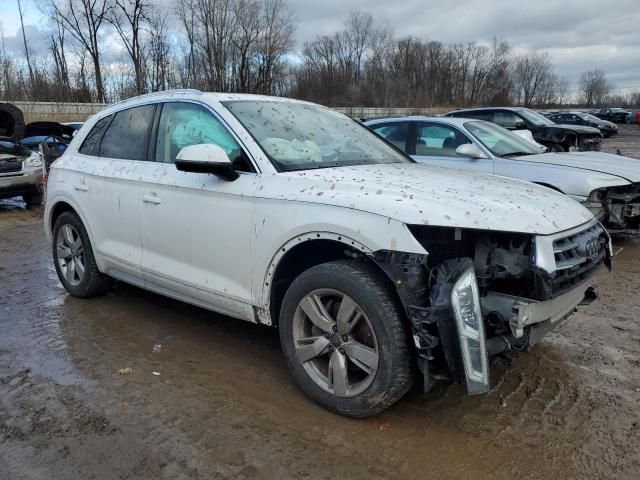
[446,107,603,152]
[548,111,618,137]
[365,116,640,231]
[593,108,630,124]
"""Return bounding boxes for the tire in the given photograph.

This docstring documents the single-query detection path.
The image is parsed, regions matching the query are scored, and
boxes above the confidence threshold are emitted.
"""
[545,143,566,153]
[22,193,43,207]
[52,211,112,298]
[279,260,412,417]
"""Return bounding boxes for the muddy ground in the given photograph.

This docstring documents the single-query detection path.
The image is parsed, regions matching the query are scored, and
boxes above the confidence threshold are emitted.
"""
[1,130,640,479]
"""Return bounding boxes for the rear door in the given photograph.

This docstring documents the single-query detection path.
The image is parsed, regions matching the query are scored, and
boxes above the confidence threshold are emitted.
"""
[412,121,493,173]
[74,104,156,281]
[137,101,259,320]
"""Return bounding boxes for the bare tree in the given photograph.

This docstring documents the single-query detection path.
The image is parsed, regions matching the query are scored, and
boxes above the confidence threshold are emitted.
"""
[46,0,112,102]
[231,0,261,92]
[345,10,373,85]
[579,69,612,107]
[17,0,36,90]
[146,11,173,91]
[511,52,553,107]
[107,0,149,95]
[49,11,71,95]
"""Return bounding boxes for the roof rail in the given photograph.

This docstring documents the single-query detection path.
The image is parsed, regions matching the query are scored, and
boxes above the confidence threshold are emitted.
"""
[110,89,203,107]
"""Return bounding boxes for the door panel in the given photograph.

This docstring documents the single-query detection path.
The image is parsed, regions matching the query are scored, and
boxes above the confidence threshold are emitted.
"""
[73,105,156,280]
[139,102,258,320]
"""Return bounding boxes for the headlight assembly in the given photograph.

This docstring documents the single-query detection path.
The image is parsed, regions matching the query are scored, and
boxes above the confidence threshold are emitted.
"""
[451,267,489,393]
[24,155,43,169]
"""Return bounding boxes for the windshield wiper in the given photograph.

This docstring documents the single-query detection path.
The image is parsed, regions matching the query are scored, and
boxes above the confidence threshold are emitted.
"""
[501,151,535,157]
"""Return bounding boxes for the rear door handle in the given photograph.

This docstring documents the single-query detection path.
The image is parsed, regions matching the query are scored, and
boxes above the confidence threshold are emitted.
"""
[73,183,89,191]
[142,193,162,205]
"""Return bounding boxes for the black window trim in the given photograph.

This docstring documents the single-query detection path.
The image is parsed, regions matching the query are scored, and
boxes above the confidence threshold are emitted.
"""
[78,113,114,157]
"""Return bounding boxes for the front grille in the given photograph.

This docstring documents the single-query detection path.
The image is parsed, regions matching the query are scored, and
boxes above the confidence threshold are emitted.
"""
[551,223,607,295]
[0,157,21,174]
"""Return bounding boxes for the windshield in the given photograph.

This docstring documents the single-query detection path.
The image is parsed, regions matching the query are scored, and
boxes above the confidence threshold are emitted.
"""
[517,109,555,127]
[578,113,602,122]
[223,101,411,172]
[465,121,542,157]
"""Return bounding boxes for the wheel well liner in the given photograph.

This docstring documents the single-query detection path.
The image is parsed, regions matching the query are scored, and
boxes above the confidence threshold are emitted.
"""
[50,201,76,233]
[265,234,384,326]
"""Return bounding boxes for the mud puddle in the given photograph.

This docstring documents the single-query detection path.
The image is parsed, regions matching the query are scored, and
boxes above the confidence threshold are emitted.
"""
[1,200,639,479]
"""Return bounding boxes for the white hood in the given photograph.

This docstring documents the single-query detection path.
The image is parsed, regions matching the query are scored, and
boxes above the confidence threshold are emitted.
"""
[514,151,640,183]
[270,163,594,235]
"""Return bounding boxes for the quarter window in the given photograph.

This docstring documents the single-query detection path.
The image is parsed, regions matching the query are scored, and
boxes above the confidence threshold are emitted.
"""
[100,105,155,160]
[78,115,112,156]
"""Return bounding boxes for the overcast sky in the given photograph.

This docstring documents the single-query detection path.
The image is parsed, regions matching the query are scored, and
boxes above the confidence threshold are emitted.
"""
[2,0,639,92]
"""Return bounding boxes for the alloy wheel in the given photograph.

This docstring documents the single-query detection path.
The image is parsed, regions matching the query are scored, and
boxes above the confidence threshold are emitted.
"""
[56,224,85,287]
[292,289,379,397]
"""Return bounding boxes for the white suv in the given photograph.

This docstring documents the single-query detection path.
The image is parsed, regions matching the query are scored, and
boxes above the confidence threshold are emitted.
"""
[45,91,611,416]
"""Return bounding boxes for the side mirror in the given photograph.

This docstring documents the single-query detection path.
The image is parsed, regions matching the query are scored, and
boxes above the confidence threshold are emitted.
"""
[514,120,527,129]
[455,143,486,159]
[175,144,239,181]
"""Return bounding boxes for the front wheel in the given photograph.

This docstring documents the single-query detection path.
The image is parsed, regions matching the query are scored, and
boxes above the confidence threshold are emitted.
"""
[279,260,412,417]
[544,142,566,152]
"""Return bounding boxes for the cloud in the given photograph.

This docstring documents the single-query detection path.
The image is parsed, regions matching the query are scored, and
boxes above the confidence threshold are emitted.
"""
[2,0,639,92]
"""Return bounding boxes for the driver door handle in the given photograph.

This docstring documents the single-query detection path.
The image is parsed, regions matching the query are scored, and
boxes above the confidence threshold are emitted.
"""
[142,193,162,205]
[73,183,89,191]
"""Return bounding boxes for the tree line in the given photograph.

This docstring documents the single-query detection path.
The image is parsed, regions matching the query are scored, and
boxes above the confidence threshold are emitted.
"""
[2,0,639,109]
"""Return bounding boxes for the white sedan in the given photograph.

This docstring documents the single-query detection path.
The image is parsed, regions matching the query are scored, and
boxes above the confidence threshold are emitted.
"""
[365,116,640,231]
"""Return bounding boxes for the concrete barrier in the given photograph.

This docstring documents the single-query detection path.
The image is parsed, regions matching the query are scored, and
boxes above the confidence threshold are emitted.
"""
[6,101,449,124]
[9,101,108,124]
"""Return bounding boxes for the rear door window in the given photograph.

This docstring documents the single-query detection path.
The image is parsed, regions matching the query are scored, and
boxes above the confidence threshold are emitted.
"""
[369,122,410,152]
[79,115,112,156]
[99,105,156,160]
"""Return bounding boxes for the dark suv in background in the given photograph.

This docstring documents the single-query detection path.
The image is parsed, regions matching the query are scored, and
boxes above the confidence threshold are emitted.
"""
[593,108,630,124]
[446,107,603,152]
[548,111,618,137]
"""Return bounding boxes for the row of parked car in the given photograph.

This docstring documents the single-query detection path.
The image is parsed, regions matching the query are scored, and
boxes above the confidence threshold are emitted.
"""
[366,106,640,231]
[2,92,637,416]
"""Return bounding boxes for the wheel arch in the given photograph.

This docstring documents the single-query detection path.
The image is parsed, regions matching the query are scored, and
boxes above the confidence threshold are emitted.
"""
[46,195,96,248]
[260,232,394,327]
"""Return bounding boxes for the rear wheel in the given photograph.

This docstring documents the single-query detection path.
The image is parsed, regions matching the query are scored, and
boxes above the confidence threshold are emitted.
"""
[52,211,112,297]
[279,260,412,417]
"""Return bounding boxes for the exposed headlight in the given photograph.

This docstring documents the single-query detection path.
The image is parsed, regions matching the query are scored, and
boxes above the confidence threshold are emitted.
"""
[24,156,43,169]
[451,266,489,394]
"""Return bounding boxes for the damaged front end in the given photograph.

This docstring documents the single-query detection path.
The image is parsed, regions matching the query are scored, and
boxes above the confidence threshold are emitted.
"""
[373,219,611,395]
[585,185,640,231]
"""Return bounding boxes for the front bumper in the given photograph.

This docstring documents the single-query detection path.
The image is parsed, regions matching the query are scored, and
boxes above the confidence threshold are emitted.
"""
[0,167,43,199]
[482,280,595,339]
